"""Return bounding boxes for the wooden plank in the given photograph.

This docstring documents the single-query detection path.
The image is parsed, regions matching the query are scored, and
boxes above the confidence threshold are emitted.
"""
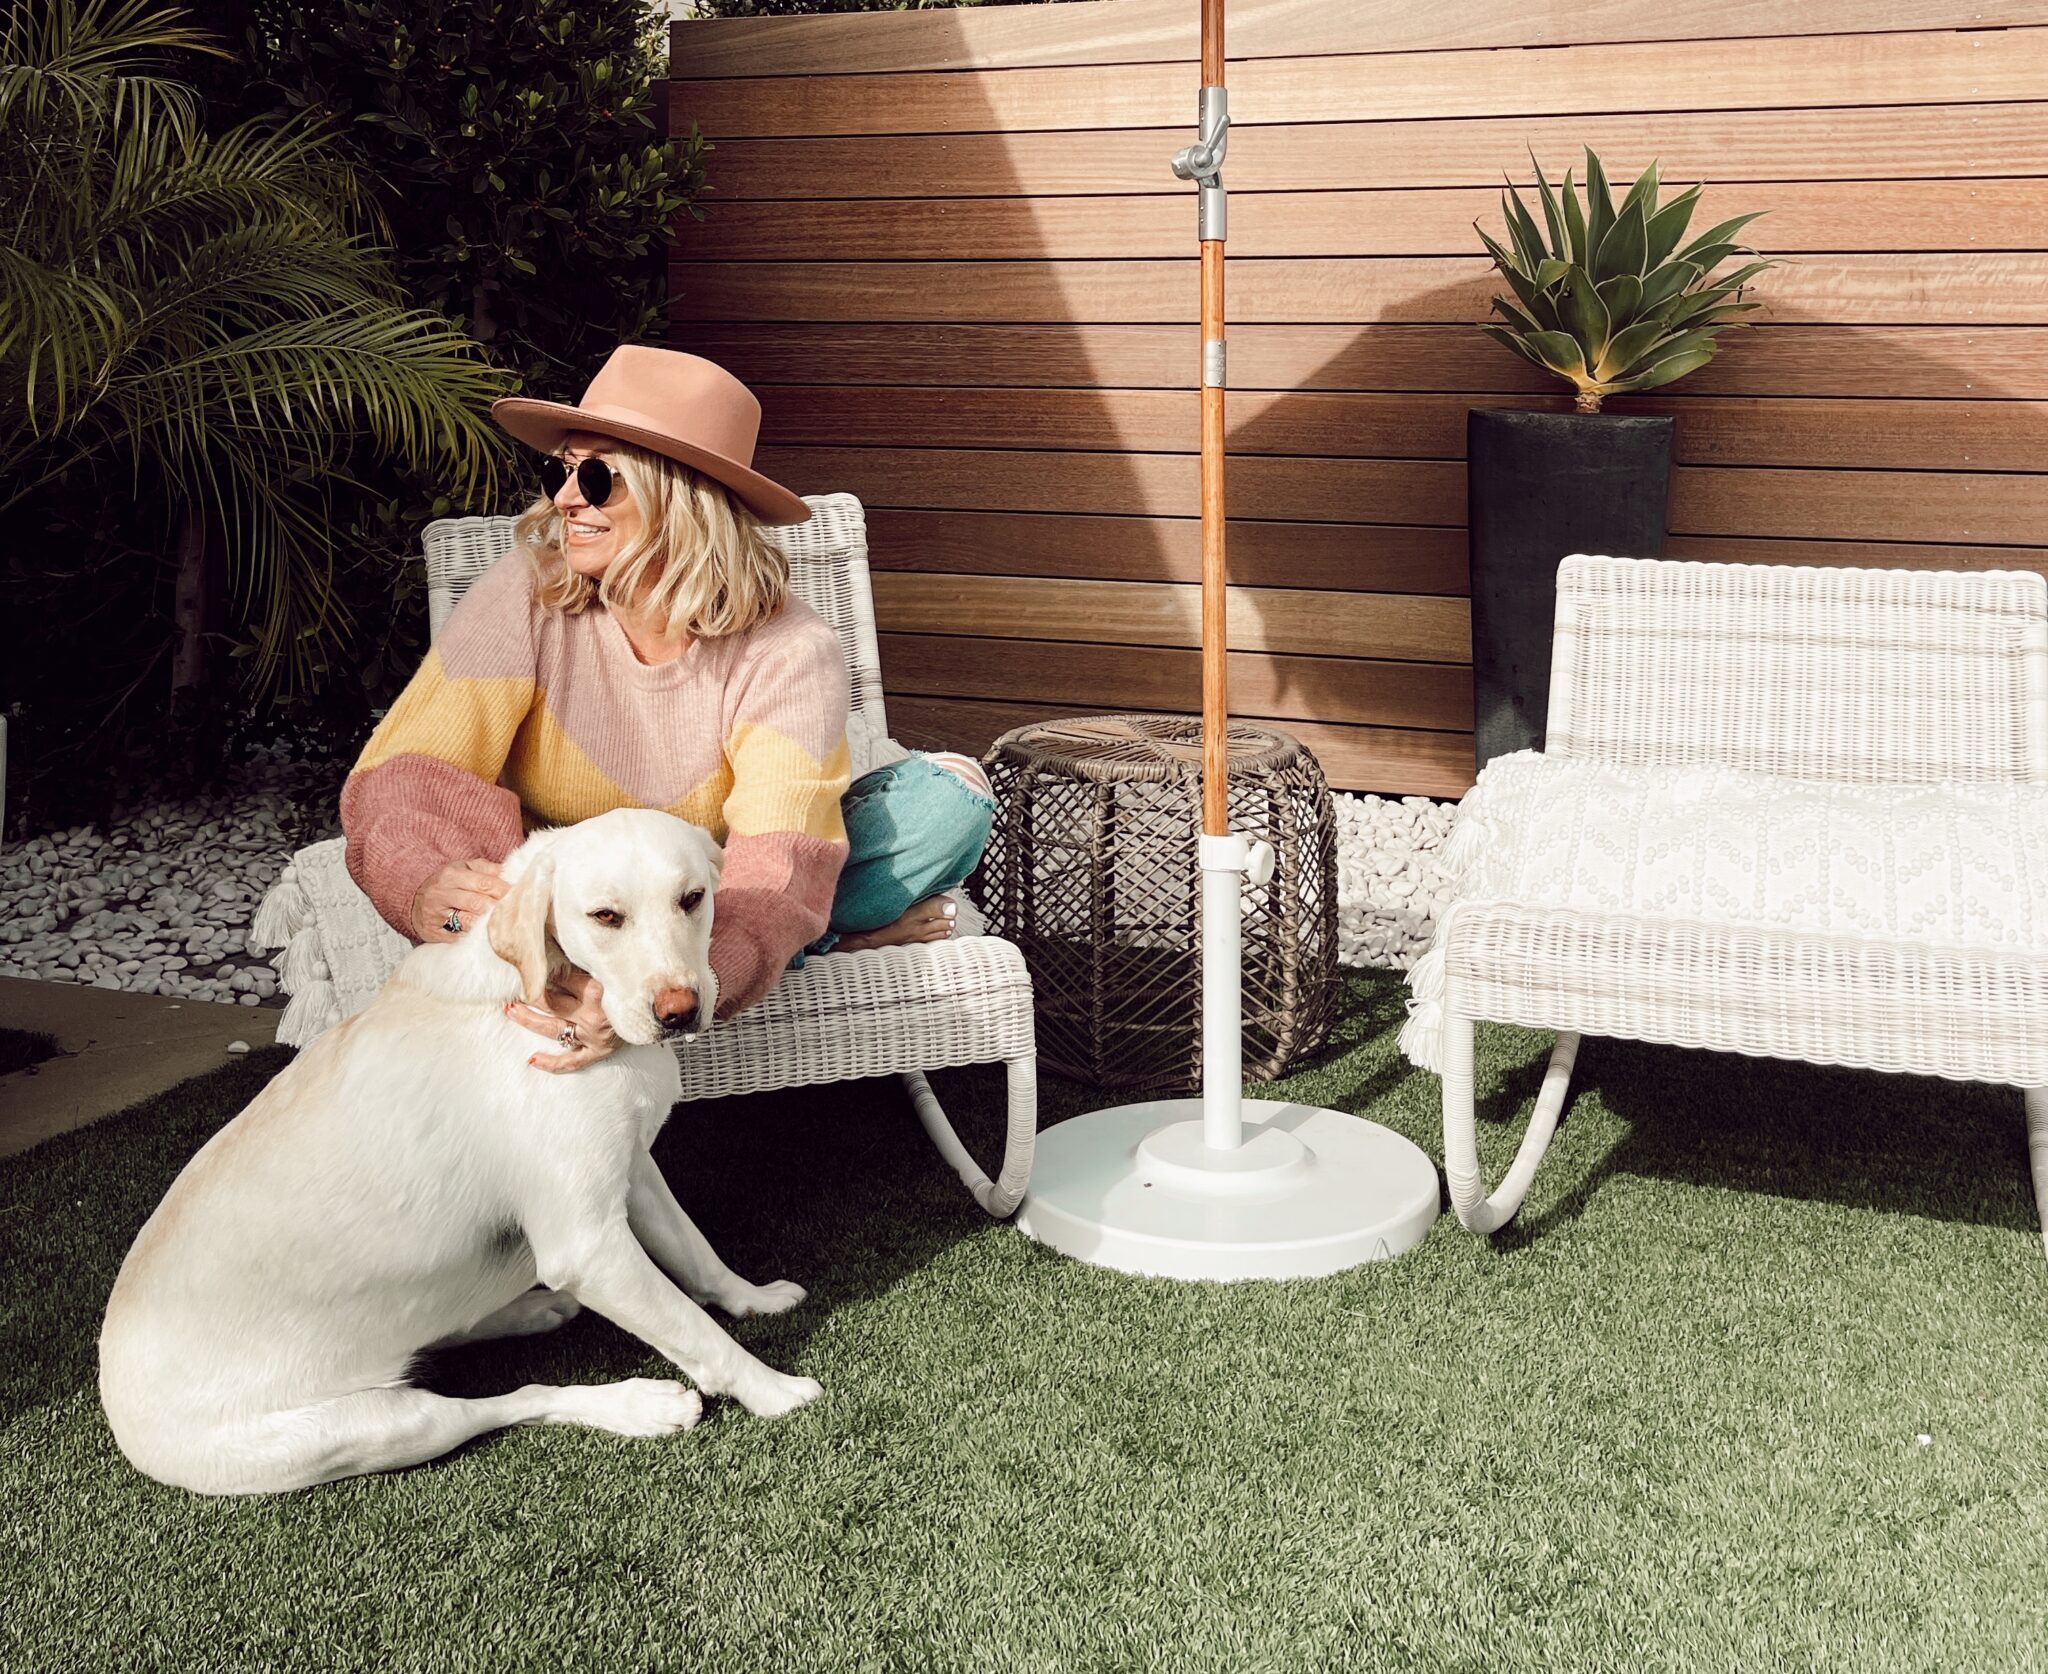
[768,445,2048,544]
[755,446,1466,524]
[1670,468,2048,545]
[760,388,2048,473]
[865,521,2048,596]
[684,323,2048,401]
[751,383,1299,459]
[674,0,2036,78]
[1663,534,2048,573]
[1617,396,2048,473]
[1229,326,2048,401]
[697,106,2048,198]
[674,255,2048,325]
[863,509,1469,594]
[877,632,1473,731]
[672,30,2048,138]
[871,573,1471,661]
[690,180,2048,263]
[886,694,1474,797]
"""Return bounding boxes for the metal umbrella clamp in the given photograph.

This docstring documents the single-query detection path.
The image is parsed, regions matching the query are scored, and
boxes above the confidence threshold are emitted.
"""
[1013,0,1440,1280]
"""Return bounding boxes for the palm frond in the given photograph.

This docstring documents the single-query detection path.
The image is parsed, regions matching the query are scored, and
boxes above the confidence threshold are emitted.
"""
[4,0,514,696]
[0,246,128,444]
[0,0,220,143]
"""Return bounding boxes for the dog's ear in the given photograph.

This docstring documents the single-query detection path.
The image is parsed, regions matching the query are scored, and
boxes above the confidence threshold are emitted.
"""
[487,849,556,1005]
[699,831,725,884]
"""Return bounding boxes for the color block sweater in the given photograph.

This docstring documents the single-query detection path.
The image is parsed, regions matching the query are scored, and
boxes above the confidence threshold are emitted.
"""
[339,551,852,1017]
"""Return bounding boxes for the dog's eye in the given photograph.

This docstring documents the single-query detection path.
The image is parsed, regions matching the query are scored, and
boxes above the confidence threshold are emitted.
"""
[588,908,625,928]
[679,889,704,913]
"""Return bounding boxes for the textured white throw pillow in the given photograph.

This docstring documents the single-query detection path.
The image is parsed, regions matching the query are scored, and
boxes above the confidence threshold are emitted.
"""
[1438,750,2048,952]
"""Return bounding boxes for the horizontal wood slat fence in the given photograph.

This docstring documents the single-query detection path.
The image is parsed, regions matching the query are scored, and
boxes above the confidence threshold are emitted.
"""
[670,0,2048,797]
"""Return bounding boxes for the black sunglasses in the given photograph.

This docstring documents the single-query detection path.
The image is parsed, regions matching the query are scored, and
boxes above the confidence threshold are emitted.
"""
[538,453,618,507]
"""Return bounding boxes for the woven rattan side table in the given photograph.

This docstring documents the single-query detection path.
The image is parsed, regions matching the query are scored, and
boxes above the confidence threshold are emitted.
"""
[974,714,1338,1091]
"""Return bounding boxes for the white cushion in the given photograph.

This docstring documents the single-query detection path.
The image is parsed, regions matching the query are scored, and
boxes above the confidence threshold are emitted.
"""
[1442,750,2048,955]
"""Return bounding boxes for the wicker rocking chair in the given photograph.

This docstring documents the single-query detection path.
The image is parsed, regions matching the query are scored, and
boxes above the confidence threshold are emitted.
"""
[1403,554,2048,1255]
[252,494,1038,1216]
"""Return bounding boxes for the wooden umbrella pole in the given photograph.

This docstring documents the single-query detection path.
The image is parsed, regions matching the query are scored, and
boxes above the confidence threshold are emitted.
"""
[1200,251,1226,834]
[1198,0,1228,837]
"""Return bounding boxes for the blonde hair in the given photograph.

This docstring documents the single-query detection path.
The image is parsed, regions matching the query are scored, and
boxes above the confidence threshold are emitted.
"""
[514,440,789,638]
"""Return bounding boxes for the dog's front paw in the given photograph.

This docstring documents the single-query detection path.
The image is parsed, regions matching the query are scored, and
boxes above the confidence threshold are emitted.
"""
[731,1367,823,1420]
[719,1278,806,1319]
[575,1378,705,1437]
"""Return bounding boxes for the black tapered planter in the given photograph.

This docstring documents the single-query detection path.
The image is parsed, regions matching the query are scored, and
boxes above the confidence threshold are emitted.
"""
[1467,409,1674,769]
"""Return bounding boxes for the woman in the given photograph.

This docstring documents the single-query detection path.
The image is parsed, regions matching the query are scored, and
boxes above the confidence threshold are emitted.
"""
[341,346,994,1070]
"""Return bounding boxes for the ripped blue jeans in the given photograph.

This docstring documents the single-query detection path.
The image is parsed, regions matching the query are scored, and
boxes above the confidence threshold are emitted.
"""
[801,751,996,959]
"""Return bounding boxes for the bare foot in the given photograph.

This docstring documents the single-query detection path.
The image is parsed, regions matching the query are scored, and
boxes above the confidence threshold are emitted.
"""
[831,895,958,954]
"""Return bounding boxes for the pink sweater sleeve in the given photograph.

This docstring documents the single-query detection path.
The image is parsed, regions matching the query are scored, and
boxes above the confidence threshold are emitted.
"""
[340,557,537,938]
[707,606,853,1018]
[341,759,526,939]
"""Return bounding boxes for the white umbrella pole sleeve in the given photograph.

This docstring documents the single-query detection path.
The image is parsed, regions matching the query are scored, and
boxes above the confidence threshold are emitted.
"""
[1201,830,1274,1146]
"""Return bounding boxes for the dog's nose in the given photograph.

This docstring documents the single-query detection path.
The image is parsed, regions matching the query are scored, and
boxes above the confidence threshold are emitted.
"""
[654,986,700,1035]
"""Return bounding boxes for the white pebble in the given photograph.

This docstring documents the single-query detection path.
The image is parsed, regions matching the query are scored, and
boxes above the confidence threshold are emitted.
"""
[1330,789,1464,972]
[0,745,337,1006]
[226,1040,250,1054]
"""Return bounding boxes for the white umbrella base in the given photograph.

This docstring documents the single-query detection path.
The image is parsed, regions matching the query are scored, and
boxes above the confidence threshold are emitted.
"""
[1014,1099,1438,1280]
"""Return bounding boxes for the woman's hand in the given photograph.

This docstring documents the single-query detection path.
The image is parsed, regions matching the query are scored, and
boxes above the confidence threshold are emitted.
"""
[411,859,509,943]
[505,967,618,1074]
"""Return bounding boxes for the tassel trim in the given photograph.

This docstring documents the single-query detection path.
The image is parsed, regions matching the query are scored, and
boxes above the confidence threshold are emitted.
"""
[275,981,342,1048]
[1438,803,1494,879]
[1397,764,1519,1074]
[250,867,308,951]
[1398,942,1446,1072]
[278,932,331,992]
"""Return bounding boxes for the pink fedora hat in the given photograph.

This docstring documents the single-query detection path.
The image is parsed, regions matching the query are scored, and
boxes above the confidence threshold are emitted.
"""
[491,345,811,525]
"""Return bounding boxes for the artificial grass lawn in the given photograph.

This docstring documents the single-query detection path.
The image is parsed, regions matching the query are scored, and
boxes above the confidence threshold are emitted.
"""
[0,1026,59,1077]
[5,972,2047,1673]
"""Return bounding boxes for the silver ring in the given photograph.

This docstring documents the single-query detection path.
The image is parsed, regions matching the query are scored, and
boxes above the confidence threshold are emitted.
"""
[444,911,462,935]
[557,1025,577,1049]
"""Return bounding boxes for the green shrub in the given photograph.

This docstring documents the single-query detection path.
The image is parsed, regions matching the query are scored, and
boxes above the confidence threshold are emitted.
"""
[1,0,511,834]
[2,0,706,837]
[198,0,705,411]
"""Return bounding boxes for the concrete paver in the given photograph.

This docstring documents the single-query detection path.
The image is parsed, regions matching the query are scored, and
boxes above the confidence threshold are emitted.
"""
[0,977,279,1159]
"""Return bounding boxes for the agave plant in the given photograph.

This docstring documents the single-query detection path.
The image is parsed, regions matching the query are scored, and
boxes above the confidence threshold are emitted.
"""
[1477,149,1777,413]
[0,0,514,697]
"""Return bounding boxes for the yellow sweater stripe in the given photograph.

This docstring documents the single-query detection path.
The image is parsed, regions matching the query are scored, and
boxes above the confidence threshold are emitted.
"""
[351,653,846,843]
[725,724,852,842]
[504,703,734,835]
[352,628,847,851]
[353,650,533,783]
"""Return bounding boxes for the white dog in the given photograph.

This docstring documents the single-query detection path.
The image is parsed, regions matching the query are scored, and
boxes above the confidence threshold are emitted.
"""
[100,808,821,1496]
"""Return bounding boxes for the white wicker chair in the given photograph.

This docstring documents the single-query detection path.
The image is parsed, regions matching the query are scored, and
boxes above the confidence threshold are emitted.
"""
[1402,554,2048,1253]
[252,494,1037,1216]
